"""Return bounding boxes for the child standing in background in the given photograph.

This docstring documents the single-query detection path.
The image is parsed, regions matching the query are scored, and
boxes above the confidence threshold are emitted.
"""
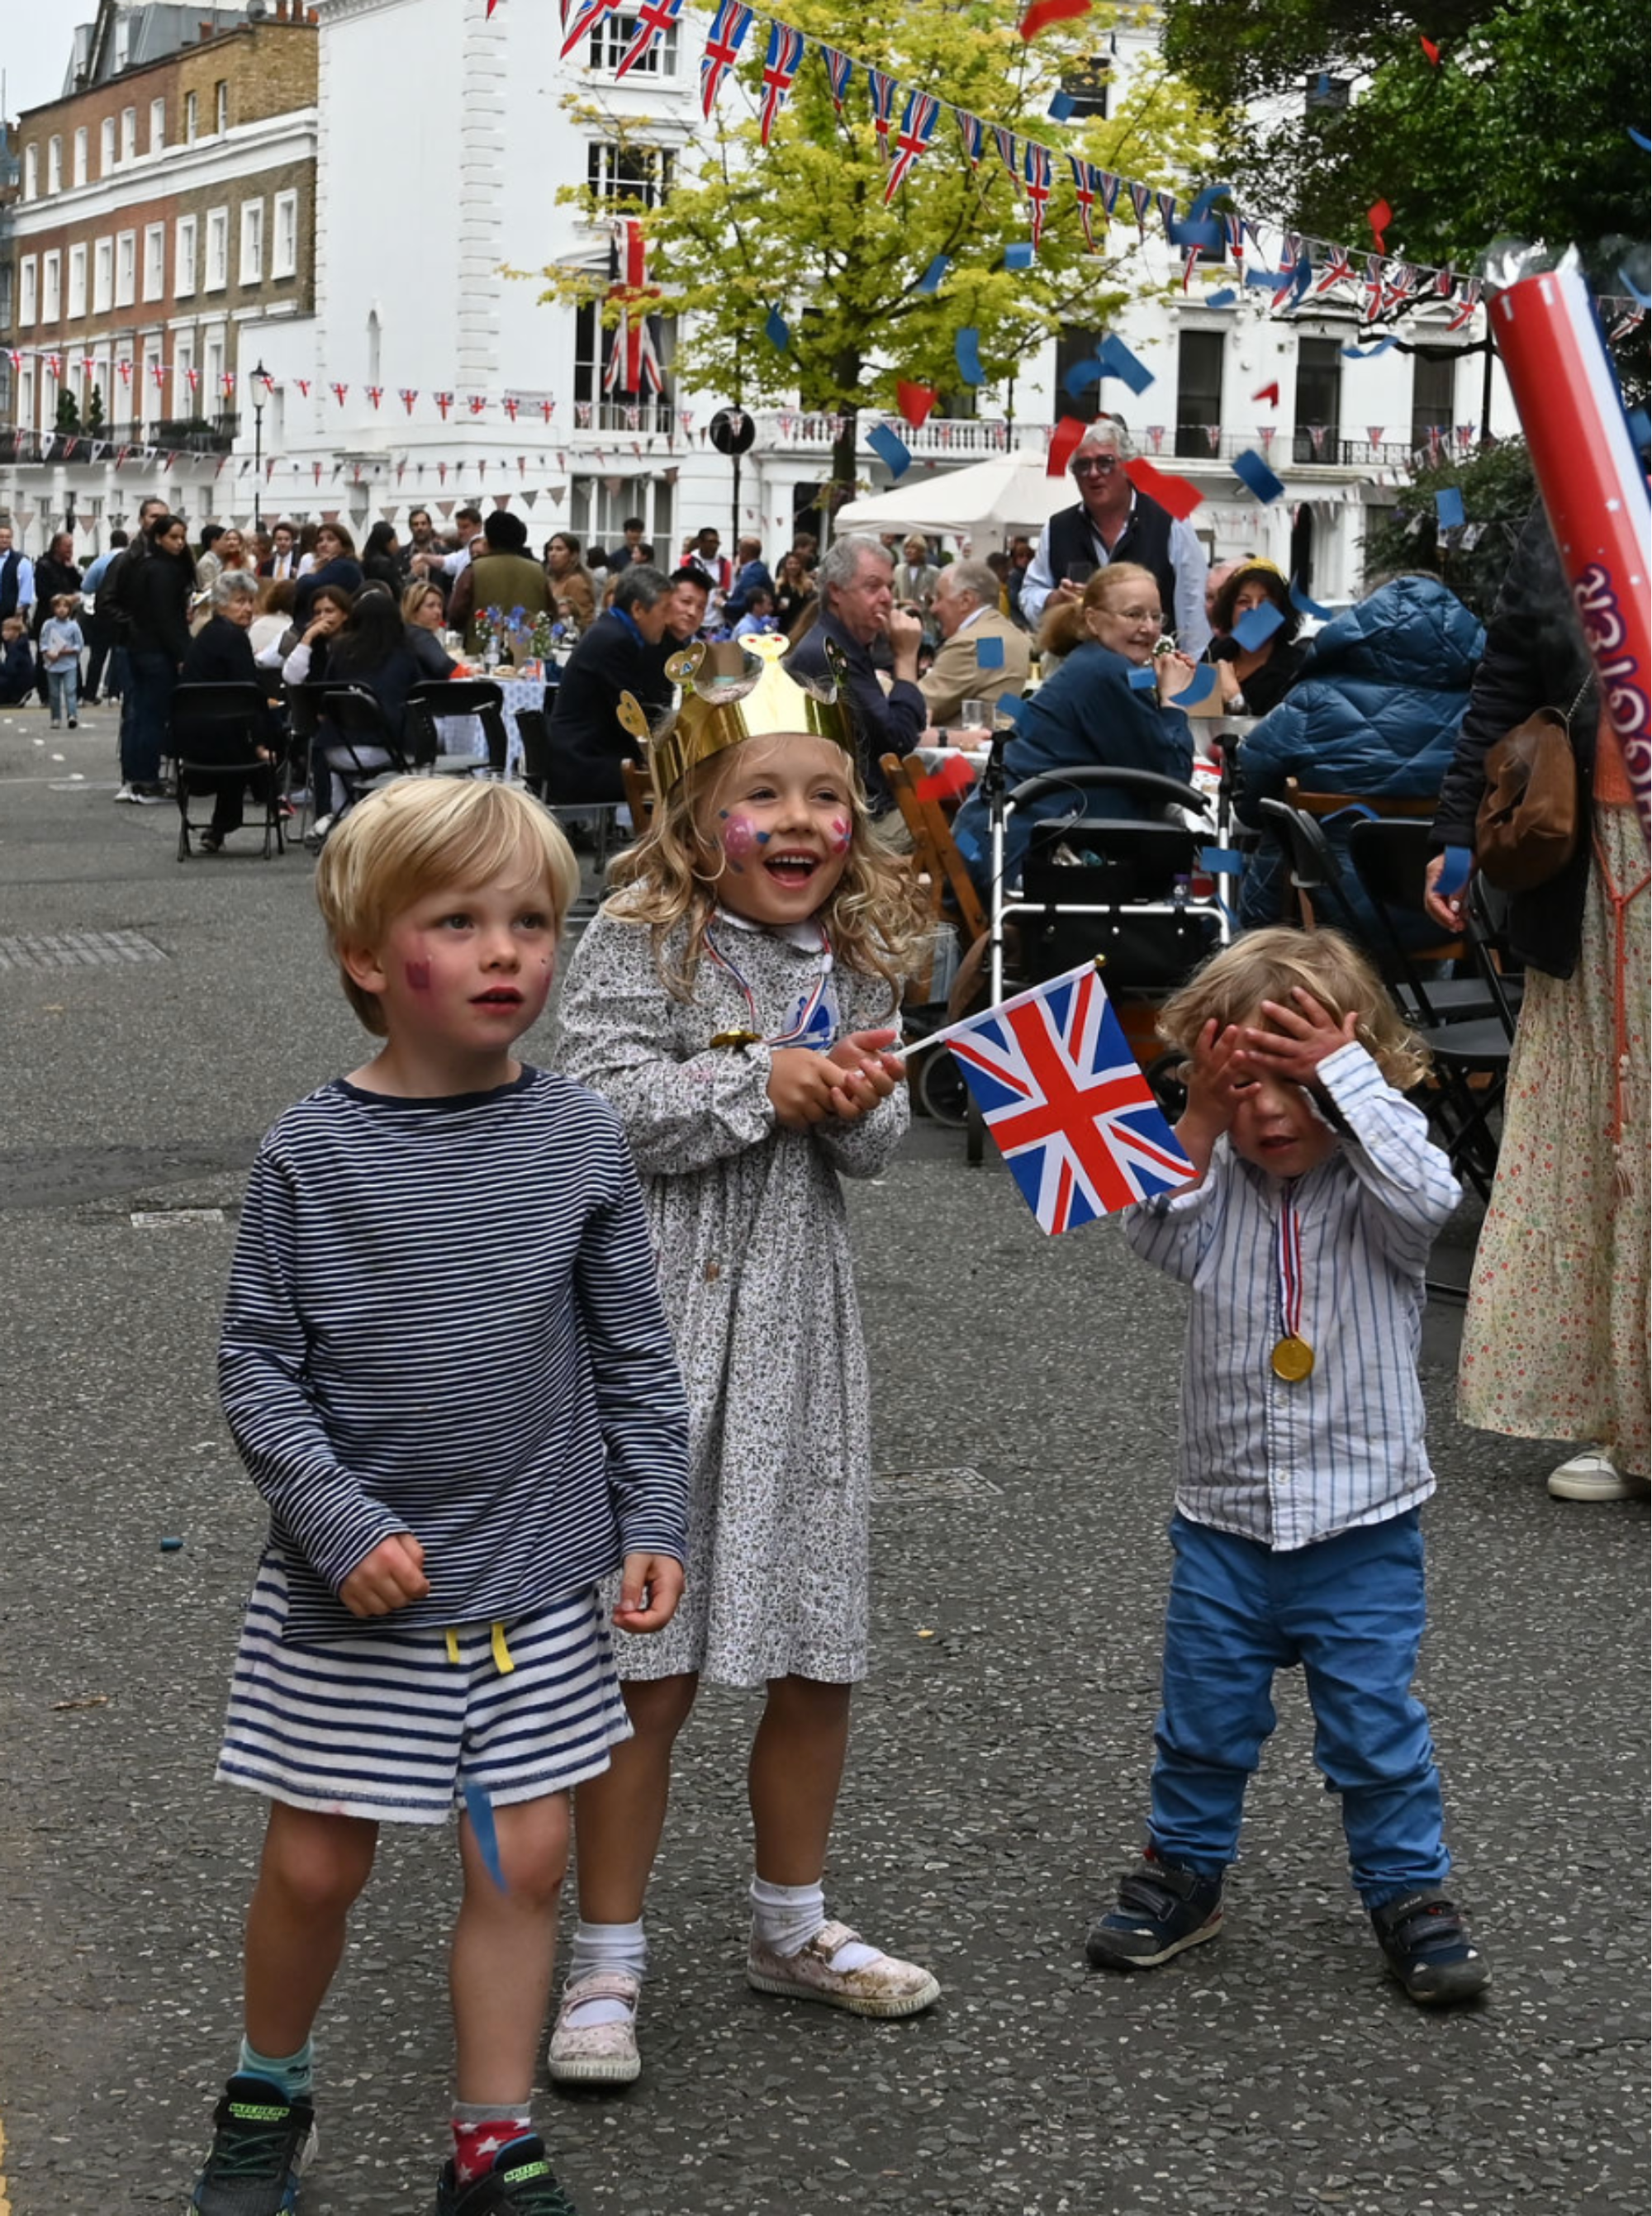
[550,638,940,2090]
[40,593,84,728]
[1088,927,1490,2008]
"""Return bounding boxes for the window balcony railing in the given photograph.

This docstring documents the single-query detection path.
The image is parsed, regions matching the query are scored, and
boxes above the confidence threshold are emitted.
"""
[569,396,677,435]
[150,411,238,453]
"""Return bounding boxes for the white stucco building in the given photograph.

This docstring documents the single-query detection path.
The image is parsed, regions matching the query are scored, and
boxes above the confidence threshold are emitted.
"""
[9,0,1520,593]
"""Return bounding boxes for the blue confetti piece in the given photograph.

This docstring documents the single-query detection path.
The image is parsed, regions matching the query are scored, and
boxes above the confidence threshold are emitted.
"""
[463,1778,507,1891]
[1232,601,1286,652]
[159,1536,184,1553]
[1199,847,1245,875]
[1629,408,1651,453]
[1290,577,1334,621]
[1435,486,1466,530]
[1342,336,1398,358]
[1203,288,1237,309]
[916,255,951,297]
[1436,846,1472,897]
[1231,448,1287,503]
[1127,666,1159,691]
[1061,355,1104,398]
[1048,90,1075,121]
[1097,332,1155,394]
[764,307,790,353]
[1168,216,1224,254]
[1175,663,1219,706]
[866,423,912,481]
[1004,242,1035,271]
[954,326,984,388]
[1630,126,1652,152]
[1618,264,1652,310]
[994,691,1027,724]
[1186,183,1234,223]
[975,634,1005,670]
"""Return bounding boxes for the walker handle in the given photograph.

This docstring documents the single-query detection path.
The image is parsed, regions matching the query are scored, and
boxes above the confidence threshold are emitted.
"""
[1008,766,1211,814]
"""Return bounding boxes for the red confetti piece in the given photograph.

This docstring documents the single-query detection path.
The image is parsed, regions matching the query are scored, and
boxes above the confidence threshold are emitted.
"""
[1419,33,1441,65]
[1123,455,1204,521]
[1018,0,1091,40]
[1047,415,1089,478]
[896,381,939,429]
[1251,382,1280,407]
[1368,198,1393,251]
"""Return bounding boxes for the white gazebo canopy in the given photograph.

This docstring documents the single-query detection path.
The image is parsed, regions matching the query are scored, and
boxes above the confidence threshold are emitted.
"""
[833,454,1072,547]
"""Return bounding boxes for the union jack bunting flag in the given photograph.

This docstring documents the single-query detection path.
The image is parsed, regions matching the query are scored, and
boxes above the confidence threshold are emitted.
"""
[1127,178,1153,235]
[1445,276,1482,333]
[867,67,900,159]
[820,43,854,114]
[945,963,1192,1236]
[758,21,806,147]
[1223,212,1246,263]
[884,90,940,202]
[993,123,1021,183]
[700,0,752,118]
[957,108,985,167]
[1433,266,1458,302]
[1315,243,1353,293]
[1381,259,1418,311]
[1362,253,1386,319]
[1069,157,1100,251]
[1156,188,1179,239]
[561,0,617,62]
[615,0,682,81]
[1023,143,1053,250]
[1096,168,1123,216]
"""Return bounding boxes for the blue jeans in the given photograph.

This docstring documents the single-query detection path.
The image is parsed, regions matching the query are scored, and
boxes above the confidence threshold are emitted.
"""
[47,663,80,723]
[1147,1511,1450,1908]
[123,649,178,785]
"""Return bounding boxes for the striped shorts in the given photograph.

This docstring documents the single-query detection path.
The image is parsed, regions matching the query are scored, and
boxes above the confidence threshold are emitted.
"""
[216,1554,634,1823]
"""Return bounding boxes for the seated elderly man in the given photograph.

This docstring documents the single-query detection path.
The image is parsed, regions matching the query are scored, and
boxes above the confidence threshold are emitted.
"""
[787,533,925,807]
[546,563,676,804]
[177,571,282,852]
[1018,419,1211,657]
[919,559,1032,728]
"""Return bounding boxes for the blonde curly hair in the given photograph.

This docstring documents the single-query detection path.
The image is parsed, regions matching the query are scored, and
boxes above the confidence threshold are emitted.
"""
[605,732,925,1004]
[1156,926,1431,1092]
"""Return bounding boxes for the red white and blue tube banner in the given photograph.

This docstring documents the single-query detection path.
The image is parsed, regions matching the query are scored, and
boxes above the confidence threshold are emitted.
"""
[1492,261,1652,844]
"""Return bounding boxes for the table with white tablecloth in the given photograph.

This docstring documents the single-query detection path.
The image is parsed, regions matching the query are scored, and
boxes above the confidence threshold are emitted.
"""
[447,671,562,774]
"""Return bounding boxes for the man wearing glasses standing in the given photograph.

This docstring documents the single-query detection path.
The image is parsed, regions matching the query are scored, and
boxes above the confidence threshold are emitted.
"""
[1018,420,1211,656]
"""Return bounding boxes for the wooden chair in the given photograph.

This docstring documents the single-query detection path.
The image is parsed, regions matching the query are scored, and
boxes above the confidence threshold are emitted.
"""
[620,758,654,830]
[1282,776,1436,822]
[880,752,991,1004]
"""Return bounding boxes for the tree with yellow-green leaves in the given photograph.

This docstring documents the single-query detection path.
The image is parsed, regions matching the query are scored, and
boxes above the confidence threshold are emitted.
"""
[535,1,1213,502]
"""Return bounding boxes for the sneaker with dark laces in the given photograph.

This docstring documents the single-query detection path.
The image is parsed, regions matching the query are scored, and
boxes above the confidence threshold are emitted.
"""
[1085,1851,1225,1970]
[191,2074,316,2214]
[1371,1888,1490,2005]
[433,2134,579,2214]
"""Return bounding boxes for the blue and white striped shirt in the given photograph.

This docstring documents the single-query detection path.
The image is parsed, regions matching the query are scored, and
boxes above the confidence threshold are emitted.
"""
[1123,1042,1460,1549]
[221,1067,690,1642]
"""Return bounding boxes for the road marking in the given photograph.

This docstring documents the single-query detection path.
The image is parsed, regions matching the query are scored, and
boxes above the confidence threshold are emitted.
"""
[1,2113,12,2215]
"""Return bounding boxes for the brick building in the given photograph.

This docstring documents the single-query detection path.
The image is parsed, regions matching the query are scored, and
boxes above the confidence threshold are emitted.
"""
[0,0,317,543]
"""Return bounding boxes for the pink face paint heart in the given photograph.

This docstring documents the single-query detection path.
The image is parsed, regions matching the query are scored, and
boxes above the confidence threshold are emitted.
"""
[404,960,432,991]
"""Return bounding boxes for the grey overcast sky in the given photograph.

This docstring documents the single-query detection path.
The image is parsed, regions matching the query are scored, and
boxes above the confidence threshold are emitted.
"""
[2,0,81,121]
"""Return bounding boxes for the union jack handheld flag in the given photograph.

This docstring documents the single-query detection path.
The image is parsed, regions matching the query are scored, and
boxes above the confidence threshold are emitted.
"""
[884,90,940,202]
[699,0,751,117]
[615,0,682,80]
[758,21,806,147]
[940,962,1193,1235]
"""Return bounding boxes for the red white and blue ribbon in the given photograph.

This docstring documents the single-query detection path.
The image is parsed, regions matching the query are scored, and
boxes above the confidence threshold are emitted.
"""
[758,21,806,146]
[704,923,835,1046]
[885,90,940,202]
[1276,1192,1306,1345]
[699,0,752,118]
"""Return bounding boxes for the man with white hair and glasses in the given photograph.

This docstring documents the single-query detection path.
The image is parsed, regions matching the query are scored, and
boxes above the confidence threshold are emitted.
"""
[1018,420,1210,656]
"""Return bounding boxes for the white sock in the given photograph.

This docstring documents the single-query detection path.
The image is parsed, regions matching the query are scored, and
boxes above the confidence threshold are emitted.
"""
[749,1877,880,1971]
[562,1919,646,2029]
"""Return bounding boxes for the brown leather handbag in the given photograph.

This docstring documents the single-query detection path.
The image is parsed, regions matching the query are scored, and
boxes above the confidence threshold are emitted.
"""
[1475,682,1589,892]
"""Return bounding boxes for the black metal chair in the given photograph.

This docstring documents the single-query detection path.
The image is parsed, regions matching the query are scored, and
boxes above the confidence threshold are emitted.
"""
[406,679,507,778]
[515,705,625,867]
[318,685,412,824]
[1345,817,1522,1029]
[169,682,285,861]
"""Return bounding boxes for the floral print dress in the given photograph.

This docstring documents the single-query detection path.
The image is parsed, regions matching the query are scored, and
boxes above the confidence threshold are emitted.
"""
[558,903,908,1686]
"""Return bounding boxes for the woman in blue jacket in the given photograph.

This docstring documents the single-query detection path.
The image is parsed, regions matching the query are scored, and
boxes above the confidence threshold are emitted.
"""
[1234,574,1484,941]
[954,561,1196,902]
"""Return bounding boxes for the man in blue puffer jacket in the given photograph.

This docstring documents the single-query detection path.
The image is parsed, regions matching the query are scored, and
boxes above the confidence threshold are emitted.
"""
[1233,575,1483,944]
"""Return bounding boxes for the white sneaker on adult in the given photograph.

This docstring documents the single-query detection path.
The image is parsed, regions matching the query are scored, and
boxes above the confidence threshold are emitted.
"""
[747,1920,941,2019]
[1547,1450,1637,1502]
[113,781,138,803]
[546,1971,642,2086]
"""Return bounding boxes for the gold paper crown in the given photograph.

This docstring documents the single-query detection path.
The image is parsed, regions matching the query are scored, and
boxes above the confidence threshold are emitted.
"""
[618,633,854,800]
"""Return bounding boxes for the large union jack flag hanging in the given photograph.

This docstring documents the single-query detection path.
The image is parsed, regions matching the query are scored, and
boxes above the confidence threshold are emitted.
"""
[945,963,1192,1236]
[602,216,665,399]
[758,21,806,147]
[615,0,683,80]
[699,0,752,117]
[884,90,940,202]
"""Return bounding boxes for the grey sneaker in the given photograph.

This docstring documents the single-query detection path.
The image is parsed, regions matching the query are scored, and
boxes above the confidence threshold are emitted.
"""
[191,2075,316,2213]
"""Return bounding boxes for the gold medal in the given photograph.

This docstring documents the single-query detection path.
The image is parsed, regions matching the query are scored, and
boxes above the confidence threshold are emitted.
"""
[1270,1333,1315,1383]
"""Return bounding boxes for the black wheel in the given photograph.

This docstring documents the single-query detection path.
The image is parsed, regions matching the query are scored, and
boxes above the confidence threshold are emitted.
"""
[1145,1051,1188,1122]
[914,1044,970,1129]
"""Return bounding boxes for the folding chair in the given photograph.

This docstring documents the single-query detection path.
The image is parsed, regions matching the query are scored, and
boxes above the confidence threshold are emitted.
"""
[517,705,627,870]
[1256,798,1369,936]
[1345,817,1522,1029]
[319,685,412,823]
[169,682,285,861]
[406,678,506,777]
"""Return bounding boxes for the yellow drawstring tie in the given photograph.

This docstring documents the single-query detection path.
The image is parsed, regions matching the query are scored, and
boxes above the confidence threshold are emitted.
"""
[444,1623,515,1673]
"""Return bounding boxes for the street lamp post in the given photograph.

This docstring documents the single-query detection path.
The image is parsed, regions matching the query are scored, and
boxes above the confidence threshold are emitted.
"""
[251,359,268,531]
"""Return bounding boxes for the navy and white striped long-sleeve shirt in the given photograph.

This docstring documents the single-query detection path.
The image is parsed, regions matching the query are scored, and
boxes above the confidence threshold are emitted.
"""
[1123,1042,1460,1549]
[220,1068,690,1642]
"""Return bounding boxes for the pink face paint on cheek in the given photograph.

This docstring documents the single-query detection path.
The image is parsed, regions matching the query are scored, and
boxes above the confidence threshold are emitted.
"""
[721,813,758,860]
[403,960,432,992]
[831,816,852,854]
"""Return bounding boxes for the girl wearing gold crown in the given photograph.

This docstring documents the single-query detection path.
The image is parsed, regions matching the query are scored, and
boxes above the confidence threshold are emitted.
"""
[549,637,938,2084]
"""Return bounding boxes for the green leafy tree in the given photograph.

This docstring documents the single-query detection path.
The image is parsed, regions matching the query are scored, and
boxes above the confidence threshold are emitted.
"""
[1160,0,1649,274]
[536,0,1213,500]
[1360,434,1535,619]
